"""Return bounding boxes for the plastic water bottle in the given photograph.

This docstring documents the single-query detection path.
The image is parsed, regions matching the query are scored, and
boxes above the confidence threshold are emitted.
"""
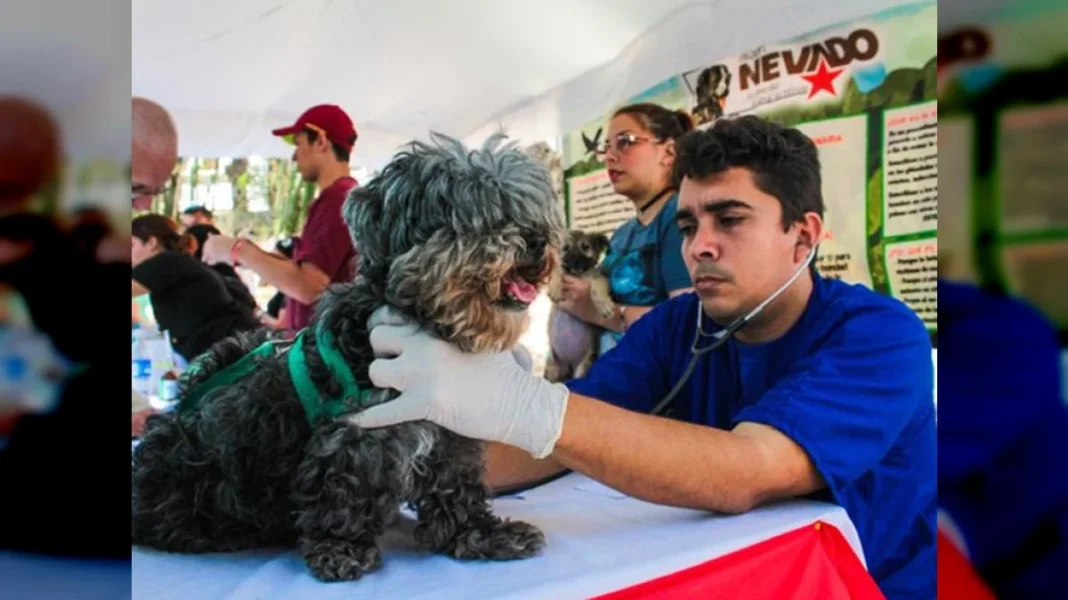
[0,327,68,415]
[131,328,152,397]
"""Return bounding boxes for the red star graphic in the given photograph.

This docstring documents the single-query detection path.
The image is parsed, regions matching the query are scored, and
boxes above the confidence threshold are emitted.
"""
[801,58,844,99]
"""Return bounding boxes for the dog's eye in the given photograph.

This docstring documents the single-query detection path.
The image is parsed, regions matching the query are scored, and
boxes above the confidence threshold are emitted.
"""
[580,243,589,251]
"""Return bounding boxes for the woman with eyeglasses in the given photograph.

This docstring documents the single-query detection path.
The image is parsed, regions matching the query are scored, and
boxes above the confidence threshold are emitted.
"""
[556,103,695,356]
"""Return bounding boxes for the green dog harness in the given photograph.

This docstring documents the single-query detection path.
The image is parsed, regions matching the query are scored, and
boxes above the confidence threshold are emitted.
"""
[177,323,375,424]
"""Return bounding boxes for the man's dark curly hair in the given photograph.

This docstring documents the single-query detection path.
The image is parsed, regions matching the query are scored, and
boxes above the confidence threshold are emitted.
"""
[672,116,824,231]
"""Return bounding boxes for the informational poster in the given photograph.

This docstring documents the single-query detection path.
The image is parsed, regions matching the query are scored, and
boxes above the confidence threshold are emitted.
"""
[561,0,938,330]
[937,117,975,283]
[882,102,938,238]
[567,170,636,236]
[996,103,1068,233]
[885,238,938,330]
[939,5,1068,333]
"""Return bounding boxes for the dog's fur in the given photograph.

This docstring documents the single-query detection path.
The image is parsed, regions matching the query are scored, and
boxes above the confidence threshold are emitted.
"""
[131,133,566,582]
[544,230,612,382]
[693,64,732,125]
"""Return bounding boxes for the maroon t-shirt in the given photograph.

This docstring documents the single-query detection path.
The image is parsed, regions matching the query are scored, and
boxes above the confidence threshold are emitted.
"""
[286,175,358,330]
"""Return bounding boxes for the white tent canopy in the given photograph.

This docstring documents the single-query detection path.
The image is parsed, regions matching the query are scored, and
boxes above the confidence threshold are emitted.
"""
[134,0,913,169]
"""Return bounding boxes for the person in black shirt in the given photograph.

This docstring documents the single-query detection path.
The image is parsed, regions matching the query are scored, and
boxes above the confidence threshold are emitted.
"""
[184,223,258,314]
[131,214,261,362]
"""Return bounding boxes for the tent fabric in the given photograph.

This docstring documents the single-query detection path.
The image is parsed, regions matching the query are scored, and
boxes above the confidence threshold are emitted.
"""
[133,0,908,168]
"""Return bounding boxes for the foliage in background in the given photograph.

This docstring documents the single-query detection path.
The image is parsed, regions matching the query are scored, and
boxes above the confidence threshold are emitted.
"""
[144,157,315,238]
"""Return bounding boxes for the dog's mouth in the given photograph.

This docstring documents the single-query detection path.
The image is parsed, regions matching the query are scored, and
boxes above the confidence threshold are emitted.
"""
[499,269,540,309]
[497,250,551,310]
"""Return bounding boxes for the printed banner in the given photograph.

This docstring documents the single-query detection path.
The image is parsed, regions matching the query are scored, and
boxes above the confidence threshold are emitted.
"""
[562,1,938,331]
[939,5,1068,331]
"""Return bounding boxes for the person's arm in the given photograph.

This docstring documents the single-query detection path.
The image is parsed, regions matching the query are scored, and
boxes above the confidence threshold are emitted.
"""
[550,393,822,513]
[231,241,329,306]
[483,442,567,491]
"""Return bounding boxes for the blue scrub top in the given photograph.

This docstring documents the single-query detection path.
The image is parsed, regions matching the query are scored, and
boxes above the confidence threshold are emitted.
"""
[568,275,936,599]
[937,280,1068,598]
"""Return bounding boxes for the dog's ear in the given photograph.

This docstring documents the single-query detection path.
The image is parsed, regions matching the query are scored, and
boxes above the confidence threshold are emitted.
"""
[343,180,387,273]
[593,233,610,255]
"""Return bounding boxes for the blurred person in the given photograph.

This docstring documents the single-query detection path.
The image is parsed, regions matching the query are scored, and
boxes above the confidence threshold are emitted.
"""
[180,205,213,228]
[68,205,113,259]
[348,117,937,598]
[131,97,178,212]
[201,104,358,331]
[183,223,258,314]
[938,278,1068,598]
[0,97,128,557]
[554,103,694,361]
[131,214,262,362]
[0,96,59,216]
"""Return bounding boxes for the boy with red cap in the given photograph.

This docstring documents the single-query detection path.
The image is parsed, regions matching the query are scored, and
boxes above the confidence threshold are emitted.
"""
[202,104,359,331]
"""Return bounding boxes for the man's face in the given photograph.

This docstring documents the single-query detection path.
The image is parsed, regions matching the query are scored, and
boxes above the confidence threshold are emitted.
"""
[292,131,324,182]
[131,149,176,210]
[676,167,812,322]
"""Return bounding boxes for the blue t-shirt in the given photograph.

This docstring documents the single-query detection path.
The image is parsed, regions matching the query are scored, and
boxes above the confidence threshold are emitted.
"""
[568,276,936,598]
[599,194,691,353]
[937,280,1068,598]
[601,194,692,307]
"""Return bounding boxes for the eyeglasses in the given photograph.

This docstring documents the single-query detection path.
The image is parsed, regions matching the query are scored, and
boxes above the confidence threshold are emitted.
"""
[132,182,171,201]
[594,132,662,158]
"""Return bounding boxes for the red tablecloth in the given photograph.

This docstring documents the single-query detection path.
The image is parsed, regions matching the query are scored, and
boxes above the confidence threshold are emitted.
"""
[593,521,883,599]
[936,529,995,600]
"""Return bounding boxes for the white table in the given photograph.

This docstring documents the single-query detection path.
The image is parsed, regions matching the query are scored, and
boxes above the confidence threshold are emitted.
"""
[132,472,863,599]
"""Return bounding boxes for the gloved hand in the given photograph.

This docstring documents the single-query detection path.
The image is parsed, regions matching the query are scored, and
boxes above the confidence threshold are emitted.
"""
[345,306,569,458]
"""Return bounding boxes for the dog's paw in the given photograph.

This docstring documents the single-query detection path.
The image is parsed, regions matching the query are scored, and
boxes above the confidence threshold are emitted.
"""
[594,301,615,319]
[448,518,545,561]
[301,538,383,582]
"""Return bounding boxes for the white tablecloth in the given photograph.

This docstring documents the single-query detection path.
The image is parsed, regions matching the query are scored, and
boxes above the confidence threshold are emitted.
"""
[132,472,863,600]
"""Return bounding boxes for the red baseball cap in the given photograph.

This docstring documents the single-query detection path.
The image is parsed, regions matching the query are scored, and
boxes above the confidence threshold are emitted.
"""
[272,104,357,152]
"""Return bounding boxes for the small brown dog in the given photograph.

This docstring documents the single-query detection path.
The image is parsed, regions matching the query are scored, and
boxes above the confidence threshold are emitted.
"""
[545,230,613,382]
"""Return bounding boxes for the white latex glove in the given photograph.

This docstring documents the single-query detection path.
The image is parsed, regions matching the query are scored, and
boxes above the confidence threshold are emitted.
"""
[345,306,569,458]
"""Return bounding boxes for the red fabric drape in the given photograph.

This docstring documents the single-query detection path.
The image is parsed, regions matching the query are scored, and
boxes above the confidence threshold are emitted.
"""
[592,521,884,600]
[936,529,996,600]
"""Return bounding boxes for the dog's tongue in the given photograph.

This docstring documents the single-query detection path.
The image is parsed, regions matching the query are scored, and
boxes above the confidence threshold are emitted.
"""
[504,273,538,304]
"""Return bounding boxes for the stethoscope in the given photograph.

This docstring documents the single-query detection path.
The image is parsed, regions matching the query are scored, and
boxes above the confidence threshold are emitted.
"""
[648,245,818,416]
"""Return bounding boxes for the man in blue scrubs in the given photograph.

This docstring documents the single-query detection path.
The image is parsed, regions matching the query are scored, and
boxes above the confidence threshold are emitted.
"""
[349,116,936,598]
[938,279,1068,598]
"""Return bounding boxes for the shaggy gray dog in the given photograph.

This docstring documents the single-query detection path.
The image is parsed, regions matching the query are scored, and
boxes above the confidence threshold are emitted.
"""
[131,132,566,582]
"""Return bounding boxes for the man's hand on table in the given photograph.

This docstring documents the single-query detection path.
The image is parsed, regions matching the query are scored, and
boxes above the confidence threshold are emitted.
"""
[344,306,568,459]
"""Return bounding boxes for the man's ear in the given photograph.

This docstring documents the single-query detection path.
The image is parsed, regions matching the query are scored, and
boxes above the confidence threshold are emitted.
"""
[794,212,823,262]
